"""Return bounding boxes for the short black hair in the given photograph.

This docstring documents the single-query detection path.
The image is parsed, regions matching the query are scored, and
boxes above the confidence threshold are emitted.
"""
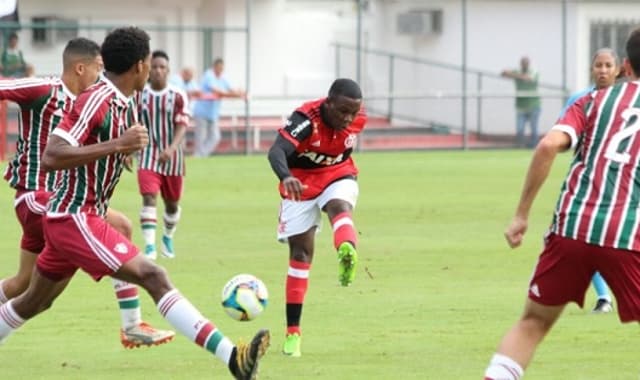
[101,27,150,74]
[328,78,362,100]
[8,32,17,40]
[63,37,100,67]
[627,28,640,77]
[152,50,169,61]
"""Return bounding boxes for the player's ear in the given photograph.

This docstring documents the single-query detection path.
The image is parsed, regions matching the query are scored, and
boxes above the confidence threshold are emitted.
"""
[75,62,85,76]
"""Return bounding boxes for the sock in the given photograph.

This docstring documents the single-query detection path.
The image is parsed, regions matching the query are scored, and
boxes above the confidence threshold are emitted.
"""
[484,353,524,380]
[592,272,611,301]
[111,278,142,330]
[0,280,8,305]
[163,206,181,238]
[0,300,26,343]
[330,212,357,249]
[286,260,310,335]
[140,206,157,246]
[157,289,234,364]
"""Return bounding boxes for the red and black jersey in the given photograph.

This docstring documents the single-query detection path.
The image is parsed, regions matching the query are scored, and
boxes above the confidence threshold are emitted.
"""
[277,97,366,200]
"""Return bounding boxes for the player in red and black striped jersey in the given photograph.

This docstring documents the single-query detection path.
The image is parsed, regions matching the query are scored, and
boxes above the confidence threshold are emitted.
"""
[0,27,269,379]
[267,78,365,357]
[0,37,175,348]
[136,50,190,260]
[485,28,640,380]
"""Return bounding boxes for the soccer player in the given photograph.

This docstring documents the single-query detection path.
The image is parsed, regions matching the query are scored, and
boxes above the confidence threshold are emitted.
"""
[267,78,365,357]
[0,37,174,348]
[484,28,640,380]
[137,50,189,260]
[558,48,621,314]
[0,27,269,380]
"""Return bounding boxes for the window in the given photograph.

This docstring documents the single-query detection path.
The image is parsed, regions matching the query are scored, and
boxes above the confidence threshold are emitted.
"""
[31,16,78,45]
[590,20,635,64]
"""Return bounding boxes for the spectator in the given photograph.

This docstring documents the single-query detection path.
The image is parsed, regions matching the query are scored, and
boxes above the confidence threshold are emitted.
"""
[192,58,245,156]
[502,56,541,148]
[1,32,26,78]
[170,67,200,101]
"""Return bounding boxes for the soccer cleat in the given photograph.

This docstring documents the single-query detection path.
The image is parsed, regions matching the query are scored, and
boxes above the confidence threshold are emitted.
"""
[144,244,157,260]
[592,298,613,314]
[161,235,175,259]
[282,333,301,357]
[228,329,270,380]
[337,242,358,286]
[120,321,175,348]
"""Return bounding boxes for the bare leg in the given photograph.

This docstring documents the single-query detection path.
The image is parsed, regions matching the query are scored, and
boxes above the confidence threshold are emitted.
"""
[0,249,38,302]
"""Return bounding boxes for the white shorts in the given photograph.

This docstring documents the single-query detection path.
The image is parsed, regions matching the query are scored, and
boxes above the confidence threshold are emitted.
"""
[277,179,359,242]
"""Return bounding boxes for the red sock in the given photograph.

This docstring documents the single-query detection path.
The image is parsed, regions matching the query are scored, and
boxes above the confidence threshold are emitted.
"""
[330,212,357,249]
[286,260,310,335]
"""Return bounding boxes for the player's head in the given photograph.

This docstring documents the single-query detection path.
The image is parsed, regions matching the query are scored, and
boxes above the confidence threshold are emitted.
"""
[213,58,224,76]
[591,48,620,89]
[520,56,530,72]
[625,28,640,78]
[149,50,169,89]
[324,78,362,131]
[62,37,103,92]
[101,26,151,91]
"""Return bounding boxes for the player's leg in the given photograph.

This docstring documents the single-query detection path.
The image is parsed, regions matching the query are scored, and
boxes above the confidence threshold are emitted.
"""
[138,169,161,260]
[590,271,613,313]
[484,234,594,379]
[277,198,321,357]
[159,175,183,259]
[0,190,48,303]
[106,208,175,348]
[484,300,564,380]
[113,256,270,379]
[319,179,359,286]
[0,268,73,343]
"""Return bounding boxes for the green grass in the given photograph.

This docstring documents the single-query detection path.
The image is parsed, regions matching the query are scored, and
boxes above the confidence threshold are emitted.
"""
[0,150,639,379]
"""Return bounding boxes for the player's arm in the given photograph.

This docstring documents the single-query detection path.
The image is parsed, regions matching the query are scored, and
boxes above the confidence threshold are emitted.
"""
[0,77,52,105]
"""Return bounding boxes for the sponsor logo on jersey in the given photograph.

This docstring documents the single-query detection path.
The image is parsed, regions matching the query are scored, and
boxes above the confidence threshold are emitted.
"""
[299,151,344,166]
[344,133,357,148]
[290,119,311,137]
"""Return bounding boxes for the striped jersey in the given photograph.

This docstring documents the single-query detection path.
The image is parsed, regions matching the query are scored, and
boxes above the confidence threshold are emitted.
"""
[2,77,75,192]
[137,84,190,176]
[48,76,135,216]
[550,80,640,251]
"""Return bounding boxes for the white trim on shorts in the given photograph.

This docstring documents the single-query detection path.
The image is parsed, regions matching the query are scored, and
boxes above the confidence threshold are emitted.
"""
[276,178,359,242]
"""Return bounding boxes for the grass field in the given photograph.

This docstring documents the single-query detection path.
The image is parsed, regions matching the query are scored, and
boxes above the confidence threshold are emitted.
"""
[0,150,639,380]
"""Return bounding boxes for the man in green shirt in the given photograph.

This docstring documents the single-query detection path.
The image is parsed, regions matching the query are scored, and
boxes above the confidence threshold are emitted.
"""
[1,32,26,78]
[502,56,541,148]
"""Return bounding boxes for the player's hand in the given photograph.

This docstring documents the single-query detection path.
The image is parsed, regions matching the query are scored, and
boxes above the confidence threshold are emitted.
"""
[282,176,308,201]
[116,124,149,155]
[158,149,173,164]
[504,215,528,248]
[123,155,134,172]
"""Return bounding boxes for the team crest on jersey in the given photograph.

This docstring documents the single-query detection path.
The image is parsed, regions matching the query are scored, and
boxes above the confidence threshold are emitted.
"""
[344,134,356,148]
[114,242,128,254]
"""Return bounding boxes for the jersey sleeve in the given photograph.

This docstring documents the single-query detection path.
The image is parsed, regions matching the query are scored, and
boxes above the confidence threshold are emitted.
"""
[552,92,592,149]
[52,91,109,146]
[278,111,313,147]
[173,89,191,126]
[0,77,53,105]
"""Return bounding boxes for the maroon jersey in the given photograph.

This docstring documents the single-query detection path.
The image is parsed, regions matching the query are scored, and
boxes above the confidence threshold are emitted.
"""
[551,81,640,250]
[278,97,366,200]
[2,77,74,192]
[48,76,136,216]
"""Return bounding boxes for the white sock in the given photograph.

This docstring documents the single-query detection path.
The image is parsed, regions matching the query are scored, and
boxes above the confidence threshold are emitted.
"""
[157,289,234,363]
[140,206,157,246]
[163,206,181,238]
[111,278,142,329]
[0,300,25,343]
[0,280,8,305]
[484,353,524,380]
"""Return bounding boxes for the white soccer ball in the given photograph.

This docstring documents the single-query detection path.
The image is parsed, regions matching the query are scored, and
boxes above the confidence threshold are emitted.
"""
[221,274,268,321]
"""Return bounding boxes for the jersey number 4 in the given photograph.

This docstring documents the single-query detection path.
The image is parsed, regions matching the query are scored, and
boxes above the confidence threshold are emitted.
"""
[605,108,640,164]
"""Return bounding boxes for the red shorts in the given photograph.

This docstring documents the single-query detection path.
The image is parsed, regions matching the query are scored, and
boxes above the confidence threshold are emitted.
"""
[36,213,139,281]
[14,190,50,253]
[529,233,640,322]
[137,169,183,202]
